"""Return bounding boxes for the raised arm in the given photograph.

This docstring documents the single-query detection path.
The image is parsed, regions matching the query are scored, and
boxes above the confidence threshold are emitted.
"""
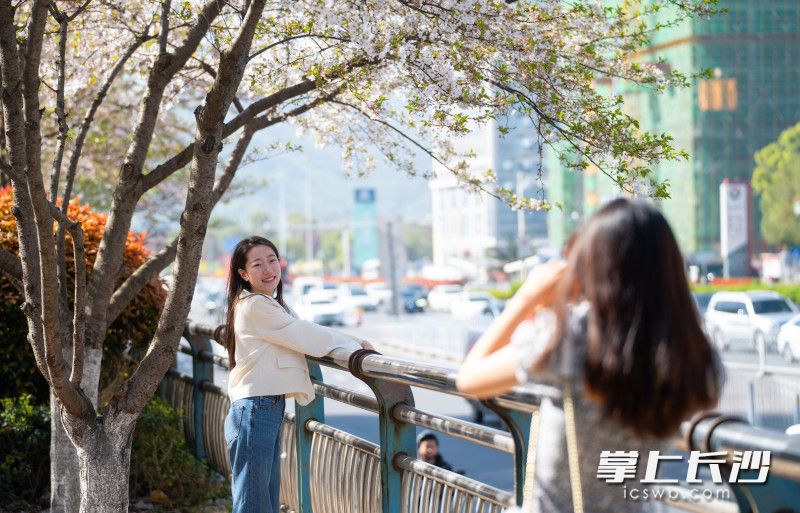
[456,260,566,397]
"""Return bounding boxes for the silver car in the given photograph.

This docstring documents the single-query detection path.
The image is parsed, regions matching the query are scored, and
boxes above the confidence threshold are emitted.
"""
[704,290,799,352]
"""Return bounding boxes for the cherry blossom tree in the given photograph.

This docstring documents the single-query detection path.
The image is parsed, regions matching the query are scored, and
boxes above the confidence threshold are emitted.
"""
[0,0,720,511]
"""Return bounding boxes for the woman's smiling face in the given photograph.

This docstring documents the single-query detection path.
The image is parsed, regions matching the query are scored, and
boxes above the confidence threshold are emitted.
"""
[238,244,281,296]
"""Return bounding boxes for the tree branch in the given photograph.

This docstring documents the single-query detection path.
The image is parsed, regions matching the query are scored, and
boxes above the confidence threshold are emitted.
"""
[20,1,86,415]
[158,0,170,56]
[188,54,246,112]
[47,16,69,203]
[138,78,319,193]
[22,0,48,187]
[106,239,178,324]
[249,90,340,131]
[210,126,254,202]
[0,0,50,392]
[85,0,223,352]
[163,0,223,79]
[61,31,153,209]
[248,33,351,61]
[490,80,623,190]
[46,203,88,388]
[56,31,153,308]
[330,98,536,207]
[47,12,74,314]
[106,89,338,327]
[0,156,24,182]
[0,245,23,290]
[1,0,94,419]
[120,0,268,415]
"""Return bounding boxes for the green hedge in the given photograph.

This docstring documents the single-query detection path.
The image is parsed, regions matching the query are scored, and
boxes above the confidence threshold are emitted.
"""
[0,395,50,511]
[488,279,800,304]
[0,395,229,510]
[486,280,522,300]
[131,397,230,506]
[692,281,800,303]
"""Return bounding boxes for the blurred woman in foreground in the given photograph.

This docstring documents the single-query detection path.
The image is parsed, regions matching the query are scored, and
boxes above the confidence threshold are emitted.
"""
[457,198,721,513]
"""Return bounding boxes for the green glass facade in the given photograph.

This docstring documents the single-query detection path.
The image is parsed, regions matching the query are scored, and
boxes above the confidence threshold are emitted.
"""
[549,1,800,263]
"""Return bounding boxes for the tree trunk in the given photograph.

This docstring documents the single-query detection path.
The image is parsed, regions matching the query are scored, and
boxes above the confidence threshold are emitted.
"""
[50,392,79,513]
[74,410,137,513]
[50,346,103,513]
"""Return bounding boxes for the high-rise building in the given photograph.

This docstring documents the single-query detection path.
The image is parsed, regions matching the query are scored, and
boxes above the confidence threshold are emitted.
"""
[430,113,547,275]
[548,1,800,273]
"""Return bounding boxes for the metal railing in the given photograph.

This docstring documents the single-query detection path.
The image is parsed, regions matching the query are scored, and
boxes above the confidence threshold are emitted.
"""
[718,360,800,429]
[159,322,800,513]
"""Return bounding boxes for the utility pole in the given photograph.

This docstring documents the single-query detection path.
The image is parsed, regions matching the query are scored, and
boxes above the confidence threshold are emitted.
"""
[304,170,313,265]
[386,221,401,316]
[342,228,351,276]
[278,168,287,256]
[516,170,532,259]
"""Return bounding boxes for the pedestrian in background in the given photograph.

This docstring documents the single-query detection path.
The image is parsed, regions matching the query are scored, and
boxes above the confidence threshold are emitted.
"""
[417,430,454,471]
[456,198,722,513]
[222,236,372,513]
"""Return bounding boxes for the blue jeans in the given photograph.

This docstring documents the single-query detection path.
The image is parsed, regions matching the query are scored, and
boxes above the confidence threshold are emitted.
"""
[225,395,286,513]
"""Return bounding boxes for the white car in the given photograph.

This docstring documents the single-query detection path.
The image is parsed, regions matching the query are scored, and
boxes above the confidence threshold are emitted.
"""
[778,314,800,363]
[450,291,501,321]
[298,286,364,326]
[344,284,380,311]
[293,290,346,326]
[704,290,798,352]
[291,276,324,298]
[365,282,392,306]
[427,284,463,312]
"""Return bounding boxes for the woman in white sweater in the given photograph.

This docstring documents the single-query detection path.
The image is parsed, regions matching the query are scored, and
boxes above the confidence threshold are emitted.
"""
[222,236,371,513]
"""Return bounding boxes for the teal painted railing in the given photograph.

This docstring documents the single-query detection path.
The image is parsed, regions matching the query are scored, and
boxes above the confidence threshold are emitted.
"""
[160,321,800,513]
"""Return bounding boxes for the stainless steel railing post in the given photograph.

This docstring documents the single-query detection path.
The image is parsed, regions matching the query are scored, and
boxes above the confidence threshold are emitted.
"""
[481,399,532,506]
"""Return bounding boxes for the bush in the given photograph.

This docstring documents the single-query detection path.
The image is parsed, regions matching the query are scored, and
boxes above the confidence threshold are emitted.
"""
[692,280,800,303]
[0,186,167,404]
[486,280,522,300]
[0,395,50,511]
[130,397,230,507]
[0,395,229,510]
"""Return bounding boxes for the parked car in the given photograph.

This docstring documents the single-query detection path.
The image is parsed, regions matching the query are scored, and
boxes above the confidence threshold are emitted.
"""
[345,284,380,312]
[704,291,799,352]
[427,284,463,312]
[400,285,428,313]
[450,291,501,320]
[292,290,346,326]
[291,276,324,298]
[692,291,714,316]
[778,314,800,363]
[365,282,392,306]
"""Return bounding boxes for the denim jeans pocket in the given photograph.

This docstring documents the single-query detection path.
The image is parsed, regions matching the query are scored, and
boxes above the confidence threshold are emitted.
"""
[224,403,245,446]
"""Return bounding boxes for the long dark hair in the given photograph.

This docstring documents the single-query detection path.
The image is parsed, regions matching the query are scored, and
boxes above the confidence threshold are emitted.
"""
[536,198,721,437]
[223,236,288,370]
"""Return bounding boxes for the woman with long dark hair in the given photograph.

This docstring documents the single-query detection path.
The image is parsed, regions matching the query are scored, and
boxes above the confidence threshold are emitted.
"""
[222,236,371,513]
[457,198,721,512]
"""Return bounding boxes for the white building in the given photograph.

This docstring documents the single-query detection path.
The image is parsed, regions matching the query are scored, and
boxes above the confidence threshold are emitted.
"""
[430,113,547,276]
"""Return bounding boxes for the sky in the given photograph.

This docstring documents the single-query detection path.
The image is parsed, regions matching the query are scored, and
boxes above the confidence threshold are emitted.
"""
[212,122,435,230]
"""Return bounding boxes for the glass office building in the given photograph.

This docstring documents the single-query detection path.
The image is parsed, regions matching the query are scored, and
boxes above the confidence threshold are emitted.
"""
[548,1,800,269]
